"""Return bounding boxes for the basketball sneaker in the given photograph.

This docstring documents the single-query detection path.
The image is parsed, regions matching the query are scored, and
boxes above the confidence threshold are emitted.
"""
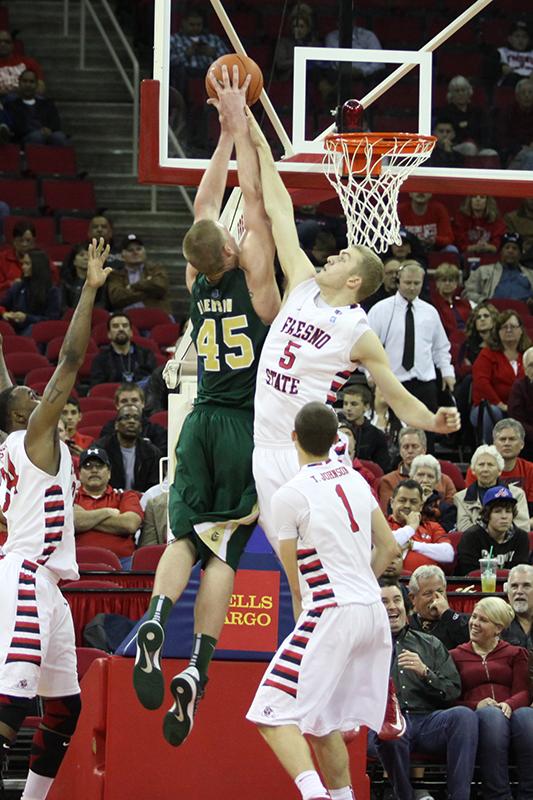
[132,619,165,710]
[162,666,203,747]
[377,678,406,740]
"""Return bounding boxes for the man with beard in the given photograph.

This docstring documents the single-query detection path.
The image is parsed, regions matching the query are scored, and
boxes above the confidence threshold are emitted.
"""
[502,564,533,649]
[89,312,156,386]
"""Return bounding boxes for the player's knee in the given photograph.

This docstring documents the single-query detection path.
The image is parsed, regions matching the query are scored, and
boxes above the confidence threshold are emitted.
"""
[0,694,35,742]
[29,694,81,778]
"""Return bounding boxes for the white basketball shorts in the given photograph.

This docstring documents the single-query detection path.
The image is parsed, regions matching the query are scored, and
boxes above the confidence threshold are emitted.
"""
[0,553,79,698]
[247,601,391,736]
[253,445,299,556]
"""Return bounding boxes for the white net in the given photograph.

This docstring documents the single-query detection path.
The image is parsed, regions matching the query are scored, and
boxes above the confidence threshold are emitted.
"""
[323,134,436,254]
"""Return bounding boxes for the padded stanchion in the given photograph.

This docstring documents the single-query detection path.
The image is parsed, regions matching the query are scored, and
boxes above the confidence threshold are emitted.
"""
[49,657,370,800]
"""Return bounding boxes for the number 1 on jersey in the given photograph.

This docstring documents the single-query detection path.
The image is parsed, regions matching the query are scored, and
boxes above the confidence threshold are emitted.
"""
[335,484,359,532]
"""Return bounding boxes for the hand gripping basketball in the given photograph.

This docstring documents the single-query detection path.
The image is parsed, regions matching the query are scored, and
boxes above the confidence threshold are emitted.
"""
[205,54,263,105]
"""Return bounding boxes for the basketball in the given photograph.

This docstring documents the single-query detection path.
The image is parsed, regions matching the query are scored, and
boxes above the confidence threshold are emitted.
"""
[205,54,263,106]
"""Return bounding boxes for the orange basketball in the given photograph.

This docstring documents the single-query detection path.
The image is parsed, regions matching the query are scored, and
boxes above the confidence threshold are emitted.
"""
[205,54,263,106]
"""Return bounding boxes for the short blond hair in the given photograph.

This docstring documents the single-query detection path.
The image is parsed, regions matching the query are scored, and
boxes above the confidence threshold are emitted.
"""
[474,597,514,630]
[182,220,226,275]
[351,245,384,301]
[435,262,461,283]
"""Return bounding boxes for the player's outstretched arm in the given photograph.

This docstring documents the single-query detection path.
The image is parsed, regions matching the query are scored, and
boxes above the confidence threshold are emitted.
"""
[210,66,280,324]
[370,506,401,578]
[26,239,111,472]
[245,107,315,295]
[354,330,461,435]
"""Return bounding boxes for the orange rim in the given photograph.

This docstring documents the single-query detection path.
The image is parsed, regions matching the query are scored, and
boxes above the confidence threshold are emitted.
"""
[324,132,436,156]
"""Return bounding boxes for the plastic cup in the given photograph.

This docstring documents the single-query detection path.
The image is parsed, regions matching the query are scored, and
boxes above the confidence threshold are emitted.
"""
[479,558,498,593]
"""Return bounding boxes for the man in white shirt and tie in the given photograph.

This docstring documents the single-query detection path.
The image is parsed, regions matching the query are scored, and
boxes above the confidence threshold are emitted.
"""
[367,261,455,450]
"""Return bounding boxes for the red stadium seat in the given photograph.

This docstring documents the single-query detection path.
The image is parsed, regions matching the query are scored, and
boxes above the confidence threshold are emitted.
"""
[0,320,15,337]
[31,320,70,351]
[75,546,122,570]
[1,337,39,354]
[46,336,97,363]
[438,460,465,491]
[151,323,182,351]
[0,144,21,175]
[63,306,109,326]
[25,144,77,177]
[488,299,531,317]
[149,410,168,428]
[78,396,116,412]
[126,307,173,333]
[5,215,56,246]
[359,459,384,479]
[77,562,118,573]
[131,544,166,571]
[0,178,38,212]
[28,381,78,399]
[75,425,100,440]
[76,351,96,380]
[4,352,50,381]
[132,335,159,354]
[78,409,117,428]
[60,217,90,245]
[25,366,56,386]
[47,243,71,264]
[62,580,120,589]
[88,382,121,399]
[42,179,96,213]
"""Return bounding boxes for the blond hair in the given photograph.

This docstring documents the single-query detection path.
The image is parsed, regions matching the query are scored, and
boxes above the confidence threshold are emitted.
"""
[351,245,384,301]
[474,597,515,630]
[182,220,226,275]
[435,262,461,283]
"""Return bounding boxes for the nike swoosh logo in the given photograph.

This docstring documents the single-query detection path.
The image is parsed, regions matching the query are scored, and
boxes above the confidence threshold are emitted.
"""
[140,643,153,674]
[173,704,185,723]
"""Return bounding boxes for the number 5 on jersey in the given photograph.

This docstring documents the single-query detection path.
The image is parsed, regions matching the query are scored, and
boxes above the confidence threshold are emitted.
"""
[196,315,254,371]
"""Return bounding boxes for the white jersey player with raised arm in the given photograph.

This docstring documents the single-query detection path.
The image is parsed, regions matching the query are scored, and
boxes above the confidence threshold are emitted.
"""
[247,458,391,735]
[253,278,371,551]
[0,430,79,698]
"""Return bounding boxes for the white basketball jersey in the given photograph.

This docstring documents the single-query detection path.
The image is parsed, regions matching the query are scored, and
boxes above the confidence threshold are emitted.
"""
[0,431,78,580]
[254,279,370,446]
[273,460,380,610]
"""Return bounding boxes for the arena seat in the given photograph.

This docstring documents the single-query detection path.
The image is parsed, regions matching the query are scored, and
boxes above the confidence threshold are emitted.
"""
[63,306,109,325]
[149,410,168,428]
[46,335,97,363]
[488,298,531,317]
[359,459,384,479]
[438,459,465,490]
[0,144,21,175]
[25,144,78,177]
[131,544,166,571]
[75,425,100,440]
[5,214,56,246]
[42,179,97,214]
[78,409,117,428]
[150,322,182,351]
[87,382,120,399]
[62,580,121,589]
[78,396,116,412]
[31,320,69,351]
[1,337,39,355]
[126,307,172,333]
[0,178,38,213]
[4,352,50,381]
[75,546,122,571]
[60,216,90,244]
[0,320,15,337]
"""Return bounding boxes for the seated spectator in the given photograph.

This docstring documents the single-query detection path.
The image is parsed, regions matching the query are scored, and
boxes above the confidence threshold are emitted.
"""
[507,136,533,170]
[319,18,384,104]
[340,383,390,472]
[74,446,143,569]
[498,21,533,87]
[0,219,35,292]
[450,598,533,799]
[453,194,507,258]
[60,242,107,309]
[497,78,533,164]
[426,117,465,168]
[335,424,379,492]
[383,227,427,268]
[87,215,122,266]
[61,396,94,456]
[502,564,533,649]
[368,385,402,450]
[398,192,456,253]
[454,445,530,532]
[409,454,457,532]
[457,301,499,377]
[106,233,171,314]
[437,75,495,155]
[5,69,67,146]
[0,31,44,98]
[138,491,168,547]
[1,249,60,334]
[387,479,454,573]
[408,565,470,649]
[463,232,533,304]
[505,197,533,252]
[89,312,157,387]
[379,427,456,513]
[57,415,80,474]
[456,486,530,575]
[508,345,533,460]
[431,262,471,338]
[95,404,161,493]
[274,3,322,81]
[483,418,533,522]
[470,310,530,442]
[374,583,477,800]
[361,256,400,311]
[97,382,167,456]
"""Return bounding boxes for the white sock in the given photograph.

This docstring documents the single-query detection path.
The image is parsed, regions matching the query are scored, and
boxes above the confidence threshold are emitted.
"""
[21,771,54,800]
[330,788,355,800]
[295,769,328,800]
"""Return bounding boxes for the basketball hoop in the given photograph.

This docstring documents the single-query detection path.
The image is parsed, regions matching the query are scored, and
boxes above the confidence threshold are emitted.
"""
[323,132,436,254]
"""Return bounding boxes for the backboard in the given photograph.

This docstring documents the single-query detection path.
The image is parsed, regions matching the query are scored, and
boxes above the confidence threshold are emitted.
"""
[140,0,533,198]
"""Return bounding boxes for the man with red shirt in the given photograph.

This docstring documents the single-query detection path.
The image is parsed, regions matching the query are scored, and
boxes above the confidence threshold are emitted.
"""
[388,479,454,573]
[466,419,533,527]
[74,446,143,568]
[398,192,456,252]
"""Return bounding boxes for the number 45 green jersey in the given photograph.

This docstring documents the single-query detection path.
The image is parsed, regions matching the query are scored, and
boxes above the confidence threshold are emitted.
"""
[191,268,269,409]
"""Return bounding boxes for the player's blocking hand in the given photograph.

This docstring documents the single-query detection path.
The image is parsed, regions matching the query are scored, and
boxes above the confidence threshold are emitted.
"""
[87,237,112,289]
[433,406,461,434]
